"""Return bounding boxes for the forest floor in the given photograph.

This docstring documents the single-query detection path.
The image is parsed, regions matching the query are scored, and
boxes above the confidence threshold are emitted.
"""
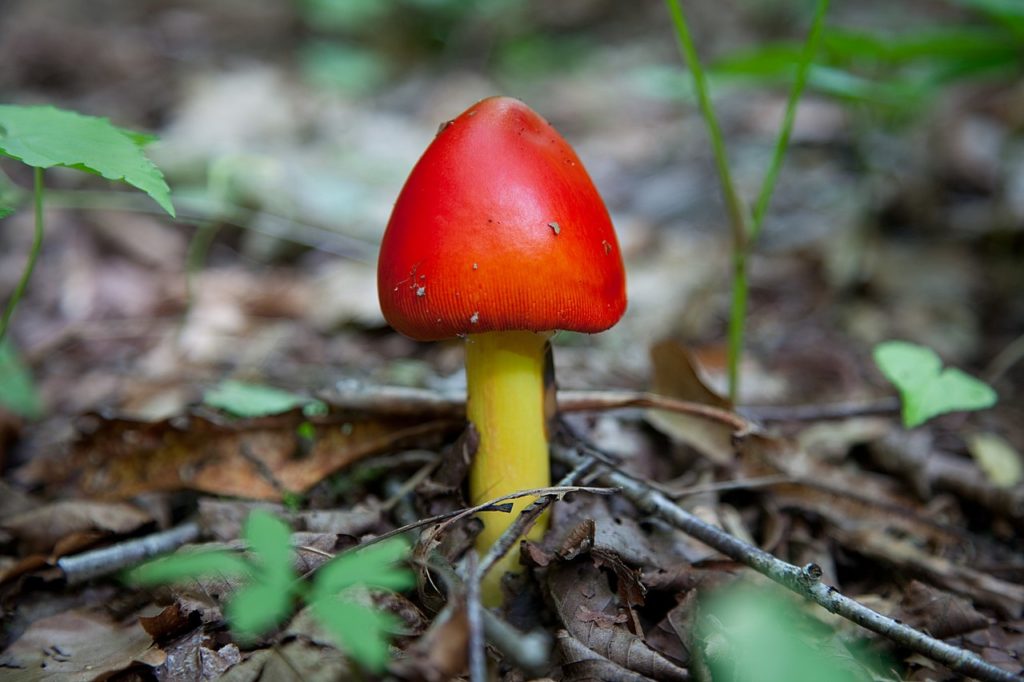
[0,1,1022,680]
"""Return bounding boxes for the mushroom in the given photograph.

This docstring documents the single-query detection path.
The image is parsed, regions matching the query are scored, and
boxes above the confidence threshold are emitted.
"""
[377,96,626,602]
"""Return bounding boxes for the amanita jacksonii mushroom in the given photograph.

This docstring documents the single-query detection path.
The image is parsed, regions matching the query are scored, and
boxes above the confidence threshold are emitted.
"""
[377,96,626,603]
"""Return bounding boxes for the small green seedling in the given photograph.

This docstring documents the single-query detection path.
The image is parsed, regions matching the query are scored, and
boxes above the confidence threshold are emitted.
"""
[874,340,997,428]
[0,104,175,341]
[127,510,413,672]
[203,379,327,418]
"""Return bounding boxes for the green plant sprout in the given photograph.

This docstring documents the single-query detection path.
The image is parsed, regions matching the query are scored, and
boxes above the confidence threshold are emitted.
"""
[664,0,830,403]
[0,105,175,341]
[127,510,413,672]
[203,379,328,419]
[874,340,997,428]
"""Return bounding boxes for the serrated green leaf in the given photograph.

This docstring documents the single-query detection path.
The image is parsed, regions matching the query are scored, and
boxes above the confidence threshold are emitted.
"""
[226,581,295,640]
[310,598,398,671]
[244,510,296,586]
[125,548,252,585]
[0,205,13,220]
[204,379,325,418]
[0,105,174,217]
[0,339,42,418]
[874,341,997,428]
[312,539,413,597]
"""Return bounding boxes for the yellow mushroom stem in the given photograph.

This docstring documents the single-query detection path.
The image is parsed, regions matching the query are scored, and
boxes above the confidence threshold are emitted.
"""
[465,329,553,605]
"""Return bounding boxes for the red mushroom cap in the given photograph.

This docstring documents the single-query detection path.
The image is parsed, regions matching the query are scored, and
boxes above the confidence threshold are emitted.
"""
[377,96,627,341]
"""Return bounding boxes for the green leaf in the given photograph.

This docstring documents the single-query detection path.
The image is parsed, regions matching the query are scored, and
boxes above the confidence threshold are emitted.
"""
[243,509,296,586]
[0,105,174,217]
[0,339,42,418]
[874,341,997,428]
[312,539,413,596]
[226,581,295,640]
[0,205,13,220]
[125,548,252,585]
[204,380,326,418]
[310,598,399,671]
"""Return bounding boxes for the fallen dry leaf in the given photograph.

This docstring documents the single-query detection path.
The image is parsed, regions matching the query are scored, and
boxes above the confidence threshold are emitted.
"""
[1,500,152,556]
[29,410,459,501]
[548,559,690,681]
[0,609,164,681]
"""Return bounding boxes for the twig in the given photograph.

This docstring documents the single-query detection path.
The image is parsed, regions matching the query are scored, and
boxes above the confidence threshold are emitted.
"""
[476,457,600,579]
[429,554,551,675]
[985,330,1024,384]
[741,397,901,423]
[322,384,902,430]
[321,385,753,431]
[553,445,1023,682]
[57,521,200,584]
[870,431,1024,521]
[427,485,617,540]
[464,553,486,682]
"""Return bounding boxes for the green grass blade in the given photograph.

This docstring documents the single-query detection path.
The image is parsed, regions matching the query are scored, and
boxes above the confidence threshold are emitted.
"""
[664,0,748,250]
[751,0,830,238]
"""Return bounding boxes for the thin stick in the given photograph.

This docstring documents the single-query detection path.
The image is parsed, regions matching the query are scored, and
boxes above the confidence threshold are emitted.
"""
[477,458,600,579]
[464,553,487,682]
[57,521,200,584]
[553,446,1022,682]
[0,167,45,340]
[322,384,905,430]
[741,397,900,422]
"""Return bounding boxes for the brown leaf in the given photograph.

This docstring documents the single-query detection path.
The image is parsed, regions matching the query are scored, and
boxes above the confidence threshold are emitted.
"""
[557,519,596,561]
[0,609,163,681]
[2,500,152,555]
[548,560,690,681]
[647,340,736,466]
[36,410,458,501]
[138,603,200,642]
[391,597,469,681]
[894,580,991,639]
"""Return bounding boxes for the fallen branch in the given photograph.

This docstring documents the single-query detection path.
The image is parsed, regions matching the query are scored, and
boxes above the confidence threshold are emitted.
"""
[57,521,200,584]
[552,443,1022,682]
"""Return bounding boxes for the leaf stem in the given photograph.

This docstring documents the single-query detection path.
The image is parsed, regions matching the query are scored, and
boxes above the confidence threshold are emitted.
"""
[0,167,45,341]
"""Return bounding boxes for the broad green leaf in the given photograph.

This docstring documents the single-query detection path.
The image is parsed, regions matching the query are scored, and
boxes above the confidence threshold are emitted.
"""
[126,548,252,585]
[874,341,997,428]
[226,581,294,640]
[310,598,399,671]
[0,205,13,219]
[312,539,413,596]
[0,339,42,418]
[243,510,296,586]
[203,380,326,418]
[0,105,174,217]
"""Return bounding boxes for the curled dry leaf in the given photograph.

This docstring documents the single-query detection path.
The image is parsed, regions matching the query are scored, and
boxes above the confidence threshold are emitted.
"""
[647,339,735,466]
[548,559,690,682]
